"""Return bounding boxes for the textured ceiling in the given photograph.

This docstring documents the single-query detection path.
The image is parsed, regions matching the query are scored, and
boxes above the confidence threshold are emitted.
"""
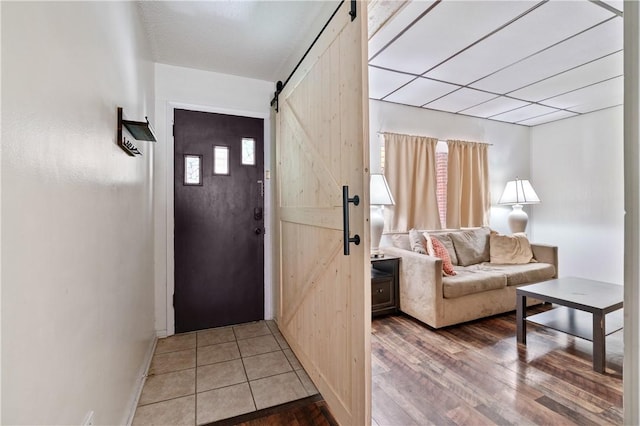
[137,1,338,82]
[369,0,624,126]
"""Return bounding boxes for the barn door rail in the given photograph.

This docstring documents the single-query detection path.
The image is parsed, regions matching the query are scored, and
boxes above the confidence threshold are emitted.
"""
[343,185,360,255]
[270,0,351,112]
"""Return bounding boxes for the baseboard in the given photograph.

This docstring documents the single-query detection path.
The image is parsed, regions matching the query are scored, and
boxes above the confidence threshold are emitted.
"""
[124,332,157,426]
[156,329,168,338]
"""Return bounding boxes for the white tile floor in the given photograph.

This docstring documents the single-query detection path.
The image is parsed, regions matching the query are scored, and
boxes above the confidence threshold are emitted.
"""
[132,320,318,425]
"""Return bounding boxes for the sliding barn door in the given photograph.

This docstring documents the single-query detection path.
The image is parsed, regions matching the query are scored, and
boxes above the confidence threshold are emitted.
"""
[275,2,370,425]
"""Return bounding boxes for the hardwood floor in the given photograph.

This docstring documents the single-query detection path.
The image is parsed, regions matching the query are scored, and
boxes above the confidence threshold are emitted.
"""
[372,305,623,426]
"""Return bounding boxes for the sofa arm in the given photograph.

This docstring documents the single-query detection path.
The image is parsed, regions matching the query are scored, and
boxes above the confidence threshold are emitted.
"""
[380,246,444,326]
[531,244,558,278]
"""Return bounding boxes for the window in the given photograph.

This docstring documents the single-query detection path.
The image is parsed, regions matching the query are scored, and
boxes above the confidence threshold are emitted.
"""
[184,154,202,185]
[435,141,448,228]
[213,146,229,175]
[241,138,255,165]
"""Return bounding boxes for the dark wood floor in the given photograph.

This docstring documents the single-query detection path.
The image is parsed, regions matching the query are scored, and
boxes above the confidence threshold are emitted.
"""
[210,395,337,426]
[372,305,623,426]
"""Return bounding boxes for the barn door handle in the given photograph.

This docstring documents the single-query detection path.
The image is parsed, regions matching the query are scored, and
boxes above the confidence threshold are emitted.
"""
[343,185,360,255]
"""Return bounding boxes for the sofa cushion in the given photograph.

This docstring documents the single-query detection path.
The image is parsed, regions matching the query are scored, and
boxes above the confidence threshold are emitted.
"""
[483,262,556,286]
[490,233,534,264]
[389,233,411,251]
[431,233,458,265]
[425,234,456,276]
[442,267,506,298]
[409,229,427,254]
[449,227,491,266]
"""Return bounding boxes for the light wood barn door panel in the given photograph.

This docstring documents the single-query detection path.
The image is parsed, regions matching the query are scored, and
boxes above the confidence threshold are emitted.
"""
[275,2,371,425]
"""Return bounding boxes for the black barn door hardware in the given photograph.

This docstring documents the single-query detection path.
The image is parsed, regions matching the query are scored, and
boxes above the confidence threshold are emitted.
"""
[270,0,356,112]
[343,185,360,255]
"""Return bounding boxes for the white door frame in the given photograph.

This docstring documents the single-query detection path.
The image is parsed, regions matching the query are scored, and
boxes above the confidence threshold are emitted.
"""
[164,101,272,336]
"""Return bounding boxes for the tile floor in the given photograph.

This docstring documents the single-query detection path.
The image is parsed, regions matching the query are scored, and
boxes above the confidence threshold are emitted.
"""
[132,320,318,425]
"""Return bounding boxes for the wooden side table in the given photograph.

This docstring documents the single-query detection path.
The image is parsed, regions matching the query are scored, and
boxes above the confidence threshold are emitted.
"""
[371,256,400,317]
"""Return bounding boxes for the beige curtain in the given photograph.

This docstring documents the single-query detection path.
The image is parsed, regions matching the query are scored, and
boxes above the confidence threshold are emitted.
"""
[383,133,441,231]
[446,140,490,228]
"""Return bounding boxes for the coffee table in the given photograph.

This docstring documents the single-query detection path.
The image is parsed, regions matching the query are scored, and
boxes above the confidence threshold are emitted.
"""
[516,277,623,373]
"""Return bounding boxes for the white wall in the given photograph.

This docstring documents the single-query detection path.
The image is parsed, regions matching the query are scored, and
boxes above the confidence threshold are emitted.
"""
[153,64,274,336]
[369,100,531,234]
[530,107,624,283]
[1,2,156,424]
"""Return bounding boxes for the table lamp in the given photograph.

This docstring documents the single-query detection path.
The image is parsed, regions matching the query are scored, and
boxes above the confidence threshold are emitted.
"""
[370,173,395,257]
[498,178,540,233]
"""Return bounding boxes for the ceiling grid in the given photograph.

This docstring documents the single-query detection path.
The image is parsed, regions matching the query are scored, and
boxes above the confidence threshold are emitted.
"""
[368,0,624,126]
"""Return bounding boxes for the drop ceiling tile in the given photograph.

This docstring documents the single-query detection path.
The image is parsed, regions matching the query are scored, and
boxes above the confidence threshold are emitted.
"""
[424,88,497,113]
[491,104,559,123]
[368,67,416,100]
[509,51,623,102]
[471,17,623,94]
[384,77,459,106]
[460,96,528,118]
[369,1,437,59]
[517,110,578,126]
[569,95,623,114]
[369,1,537,75]
[426,1,613,85]
[541,76,623,112]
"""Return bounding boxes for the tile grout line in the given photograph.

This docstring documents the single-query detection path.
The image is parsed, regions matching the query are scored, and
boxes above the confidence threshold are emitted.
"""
[194,333,198,426]
[237,330,259,414]
[137,391,196,408]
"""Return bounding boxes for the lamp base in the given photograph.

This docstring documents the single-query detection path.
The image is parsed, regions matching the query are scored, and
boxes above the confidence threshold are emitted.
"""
[370,205,384,255]
[508,204,529,233]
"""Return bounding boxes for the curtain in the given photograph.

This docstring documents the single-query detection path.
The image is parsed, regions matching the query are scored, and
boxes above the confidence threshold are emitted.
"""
[446,140,490,228]
[383,132,441,231]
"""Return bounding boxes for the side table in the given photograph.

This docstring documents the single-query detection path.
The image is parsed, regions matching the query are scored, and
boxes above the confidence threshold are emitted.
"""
[371,256,400,317]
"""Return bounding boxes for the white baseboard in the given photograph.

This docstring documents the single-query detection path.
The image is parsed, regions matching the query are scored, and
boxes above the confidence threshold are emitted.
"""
[124,333,157,426]
[156,329,168,338]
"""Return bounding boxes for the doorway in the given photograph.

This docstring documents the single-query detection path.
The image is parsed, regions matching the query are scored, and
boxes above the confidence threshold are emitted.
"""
[174,109,265,333]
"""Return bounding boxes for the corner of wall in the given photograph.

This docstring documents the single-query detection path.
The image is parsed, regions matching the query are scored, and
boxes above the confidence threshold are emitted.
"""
[123,332,157,426]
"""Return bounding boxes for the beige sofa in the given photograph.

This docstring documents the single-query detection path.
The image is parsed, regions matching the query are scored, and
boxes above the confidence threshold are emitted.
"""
[380,228,558,328]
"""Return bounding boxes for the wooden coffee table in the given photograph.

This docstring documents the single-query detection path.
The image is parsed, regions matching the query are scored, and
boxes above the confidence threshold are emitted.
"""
[516,277,623,373]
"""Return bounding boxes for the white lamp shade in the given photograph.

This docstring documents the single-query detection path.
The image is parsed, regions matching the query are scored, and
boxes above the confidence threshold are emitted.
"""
[370,174,395,206]
[498,179,540,205]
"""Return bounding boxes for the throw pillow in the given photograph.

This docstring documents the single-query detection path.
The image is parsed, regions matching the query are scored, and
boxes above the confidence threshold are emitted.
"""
[389,233,411,251]
[422,231,435,255]
[490,233,534,264]
[408,229,426,254]
[433,233,458,265]
[449,227,491,266]
[431,236,457,276]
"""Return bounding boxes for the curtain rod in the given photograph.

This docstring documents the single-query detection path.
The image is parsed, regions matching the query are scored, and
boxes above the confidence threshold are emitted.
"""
[376,132,493,146]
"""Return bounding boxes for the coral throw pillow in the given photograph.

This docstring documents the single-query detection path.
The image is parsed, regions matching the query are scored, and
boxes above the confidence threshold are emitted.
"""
[431,236,457,276]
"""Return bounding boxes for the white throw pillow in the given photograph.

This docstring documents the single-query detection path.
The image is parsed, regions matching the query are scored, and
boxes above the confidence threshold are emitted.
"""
[490,233,535,264]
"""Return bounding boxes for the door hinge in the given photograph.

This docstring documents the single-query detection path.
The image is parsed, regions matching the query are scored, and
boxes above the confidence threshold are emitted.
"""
[173,293,175,307]
[349,0,356,21]
[172,124,175,137]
